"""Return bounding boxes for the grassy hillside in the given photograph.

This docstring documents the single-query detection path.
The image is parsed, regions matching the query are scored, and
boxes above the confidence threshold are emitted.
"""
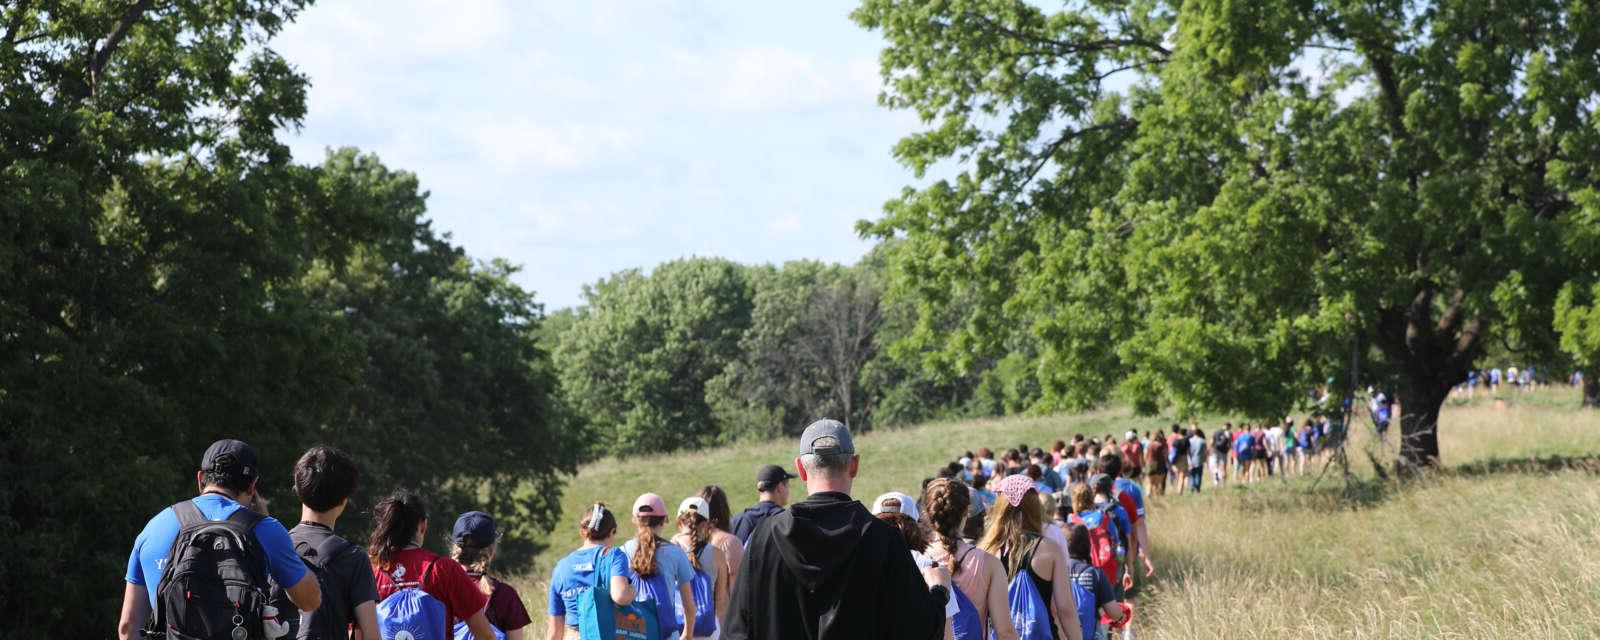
[507,388,1600,638]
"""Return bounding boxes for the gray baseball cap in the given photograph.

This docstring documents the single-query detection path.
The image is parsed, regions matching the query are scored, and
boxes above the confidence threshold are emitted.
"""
[799,418,855,456]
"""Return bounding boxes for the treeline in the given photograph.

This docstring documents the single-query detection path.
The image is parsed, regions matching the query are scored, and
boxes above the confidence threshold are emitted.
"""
[0,5,577,635]
[547,252,1042,457]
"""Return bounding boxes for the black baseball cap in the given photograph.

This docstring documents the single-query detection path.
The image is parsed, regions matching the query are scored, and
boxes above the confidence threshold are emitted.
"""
[756,464,797,486]
[799,419,855,456]
[200,439,258,479]
[452,511,500,549]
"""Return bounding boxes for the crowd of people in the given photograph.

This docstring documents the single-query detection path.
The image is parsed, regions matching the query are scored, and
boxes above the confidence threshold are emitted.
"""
[121,411,1367,640]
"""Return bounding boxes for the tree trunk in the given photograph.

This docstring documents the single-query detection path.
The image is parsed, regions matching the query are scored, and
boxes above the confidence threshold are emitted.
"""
[1396,381,1448,474]
[1584,375,1599,408]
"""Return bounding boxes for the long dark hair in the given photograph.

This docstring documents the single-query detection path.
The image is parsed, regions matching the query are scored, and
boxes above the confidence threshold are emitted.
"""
[369,490,427,571]
[699,485,733,533]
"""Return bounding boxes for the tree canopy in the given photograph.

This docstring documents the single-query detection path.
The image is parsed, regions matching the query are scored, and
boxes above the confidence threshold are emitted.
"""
[0,3,572,633]
[853,0,1600,470]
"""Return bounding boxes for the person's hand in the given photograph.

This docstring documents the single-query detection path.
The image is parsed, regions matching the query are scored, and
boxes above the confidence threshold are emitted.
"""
[1143,556,1156,578]
[679,630,693,640]
[921,563,952,590]
[1121,572,1134,590]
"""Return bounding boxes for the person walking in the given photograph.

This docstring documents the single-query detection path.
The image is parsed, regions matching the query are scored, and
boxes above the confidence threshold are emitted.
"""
[283,446,379,640]
[698,485,744,593]
[920,478,1019,640]
[730,464,796,543]
[623,493,697,640]
[545,502,637,640]
[722,419,950,640]
[451,512,531,639]
[1187,428,1208,493]
[120,439,321,640]
[368,491,496,640]
[979,475,1083,640]
[672,497,727,640]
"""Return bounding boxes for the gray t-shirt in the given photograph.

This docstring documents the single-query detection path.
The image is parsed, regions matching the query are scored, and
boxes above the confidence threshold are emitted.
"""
[1187,435,1207,467]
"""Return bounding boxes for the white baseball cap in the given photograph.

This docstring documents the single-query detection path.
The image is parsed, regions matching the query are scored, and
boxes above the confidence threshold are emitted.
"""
[677,496,711,518]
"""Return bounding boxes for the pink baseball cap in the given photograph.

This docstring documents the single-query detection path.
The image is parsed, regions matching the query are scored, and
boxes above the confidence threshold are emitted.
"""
[632,492,667,517]
[994,473,1038,507]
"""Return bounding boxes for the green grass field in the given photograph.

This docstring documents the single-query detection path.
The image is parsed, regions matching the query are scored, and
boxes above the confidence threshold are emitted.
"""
[507,387,1600,638]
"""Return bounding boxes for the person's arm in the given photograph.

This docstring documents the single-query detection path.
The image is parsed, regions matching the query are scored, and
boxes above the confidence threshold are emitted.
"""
[1039,542,1082,640]
[505,626,525,640]
[984,554,1021,640]
[284,571,323,612]
[117,583,150,640]
[714,546,731,626]
[353,601,380,640]
[609,573,635,606]
[1137,519,1154,577]
[677,582,696,640]
[546,615,564,640]
[463,607,495,640]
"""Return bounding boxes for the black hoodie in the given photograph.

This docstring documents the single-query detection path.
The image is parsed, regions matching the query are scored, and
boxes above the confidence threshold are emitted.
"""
[722,491,945,640]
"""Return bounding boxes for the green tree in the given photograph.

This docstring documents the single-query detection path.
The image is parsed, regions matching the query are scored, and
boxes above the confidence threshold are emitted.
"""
[557,258,754,455]
[297,149,579,565]
[0,1,572,631]
[854,0,1600,471]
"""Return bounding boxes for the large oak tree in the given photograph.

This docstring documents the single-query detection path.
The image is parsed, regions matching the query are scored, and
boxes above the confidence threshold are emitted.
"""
[854,0,1600,471]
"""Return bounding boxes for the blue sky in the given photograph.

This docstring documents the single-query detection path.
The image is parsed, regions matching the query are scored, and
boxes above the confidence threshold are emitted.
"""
[273,1,922,310]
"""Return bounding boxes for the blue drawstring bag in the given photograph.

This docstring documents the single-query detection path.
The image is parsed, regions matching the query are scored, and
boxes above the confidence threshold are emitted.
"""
[377,562,449,640]
[990,538,1053,640]
[576,548,661,640]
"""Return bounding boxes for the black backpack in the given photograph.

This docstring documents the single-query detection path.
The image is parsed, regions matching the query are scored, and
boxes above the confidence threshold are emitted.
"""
[145,501,273,640]
[272,532,357,639]
[1213,430,1231,452]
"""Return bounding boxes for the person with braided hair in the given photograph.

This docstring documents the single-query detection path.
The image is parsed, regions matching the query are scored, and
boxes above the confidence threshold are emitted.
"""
[920,478,1020,640]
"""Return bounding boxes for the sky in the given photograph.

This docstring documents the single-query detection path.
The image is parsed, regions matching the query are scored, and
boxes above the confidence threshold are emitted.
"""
[272,1,924,310]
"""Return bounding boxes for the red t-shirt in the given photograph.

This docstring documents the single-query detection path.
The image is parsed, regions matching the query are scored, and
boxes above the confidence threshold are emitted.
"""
[373,548,489,628]
[1120,442,1143,470]
[1117,490,1140,527]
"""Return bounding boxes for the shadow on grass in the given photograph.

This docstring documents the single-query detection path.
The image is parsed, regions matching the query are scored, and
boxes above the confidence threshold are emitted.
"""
[1446,453,1600,477]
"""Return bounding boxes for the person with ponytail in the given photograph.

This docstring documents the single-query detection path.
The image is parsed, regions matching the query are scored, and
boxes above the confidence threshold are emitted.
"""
[697,485,744,591]
[547,501,638,640]
[367,491,496,639]
[672,497,727,639]
[921,478,1019,640]
[979,476,1083,640]
[451,511,530,639]
[622,493,696,640]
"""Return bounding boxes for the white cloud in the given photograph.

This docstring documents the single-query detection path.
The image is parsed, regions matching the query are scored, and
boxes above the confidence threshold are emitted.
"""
[672,46,882,111]
[767,212,803,236]
[467,120,633,172]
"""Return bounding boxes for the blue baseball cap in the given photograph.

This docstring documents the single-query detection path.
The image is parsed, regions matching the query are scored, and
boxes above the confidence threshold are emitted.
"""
[452,511,500,549]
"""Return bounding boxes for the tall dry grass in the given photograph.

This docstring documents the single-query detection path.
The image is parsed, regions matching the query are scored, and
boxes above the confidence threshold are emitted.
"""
[505,387,1600,638]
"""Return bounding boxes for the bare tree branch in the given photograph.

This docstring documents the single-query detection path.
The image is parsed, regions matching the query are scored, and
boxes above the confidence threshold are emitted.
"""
[2,0,31,45]
[87,0,155,97]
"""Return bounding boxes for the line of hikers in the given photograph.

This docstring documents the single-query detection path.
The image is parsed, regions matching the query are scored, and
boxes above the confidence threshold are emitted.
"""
[120,421,1154,640]
[119,440,531,640]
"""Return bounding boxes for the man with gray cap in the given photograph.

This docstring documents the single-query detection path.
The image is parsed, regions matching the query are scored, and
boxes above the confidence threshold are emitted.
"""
[723,419,950,640]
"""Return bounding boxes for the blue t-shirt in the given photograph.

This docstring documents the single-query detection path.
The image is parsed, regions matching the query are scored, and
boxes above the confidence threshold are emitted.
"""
[547,545,638,617]
[124,493,307,608]
[1113,478,1145,519]
[621,538,694,587]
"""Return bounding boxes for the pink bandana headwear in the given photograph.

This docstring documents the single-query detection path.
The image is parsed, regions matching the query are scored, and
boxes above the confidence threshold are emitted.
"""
[994,473,1038,507]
